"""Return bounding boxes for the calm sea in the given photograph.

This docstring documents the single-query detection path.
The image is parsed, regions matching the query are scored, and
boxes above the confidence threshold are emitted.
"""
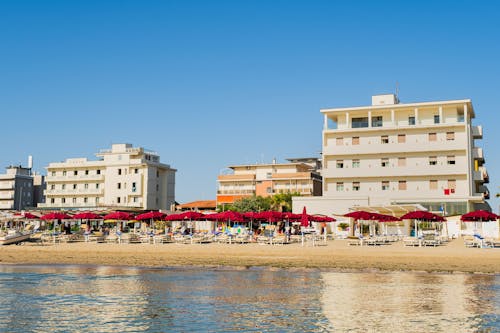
[0,265,498,332]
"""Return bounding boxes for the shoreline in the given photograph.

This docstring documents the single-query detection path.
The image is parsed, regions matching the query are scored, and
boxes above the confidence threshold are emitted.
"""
[0,239,499,274]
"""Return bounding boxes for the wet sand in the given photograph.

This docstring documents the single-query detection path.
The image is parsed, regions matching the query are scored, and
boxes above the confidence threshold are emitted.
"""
[0,239,499,273]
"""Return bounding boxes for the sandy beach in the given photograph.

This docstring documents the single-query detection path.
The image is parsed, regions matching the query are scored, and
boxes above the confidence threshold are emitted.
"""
[0,239,499,273]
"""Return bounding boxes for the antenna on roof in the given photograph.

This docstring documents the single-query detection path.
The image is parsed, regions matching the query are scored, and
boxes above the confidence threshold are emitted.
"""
[395,81,400,103]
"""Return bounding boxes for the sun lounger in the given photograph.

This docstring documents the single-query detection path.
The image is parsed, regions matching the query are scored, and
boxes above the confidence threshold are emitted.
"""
[403,237,420,247]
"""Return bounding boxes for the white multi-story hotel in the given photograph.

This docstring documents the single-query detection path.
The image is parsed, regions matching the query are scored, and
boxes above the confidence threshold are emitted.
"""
[294,94,489,216]
[39,143,176,211]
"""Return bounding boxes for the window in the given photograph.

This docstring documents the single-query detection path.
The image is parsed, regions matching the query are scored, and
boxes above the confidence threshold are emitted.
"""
[429,156,437,165]
[266,172,272,179]
[96,169,101,175]
[156,170,159,177]
[336,137,343,146]
[447,156,455,165]
[448,179,456,190]
[457,110,464,122]
[336,182,344,191]
[63,171,67,176]
[429,133,437,141]
[132,182,136,192]
[381,135,389,144]
[352,117,369,128]
[118,169,122,175]
[408,116,415,125]
[117,183,121,189]
[434,115,440,124]
[74,170,78,176]
[96,183,100,189]
[117,197,121,204]
[266,187,272,194]
[381,158,389,167]
[336,160,344,168]
[134,168,139,174]
[352,159,360,168]
[398,181,407,190]
[430,180,438,190]
[73,184,77,190]
[51,198,55,204]
[72,198,77,204]
[133,197,138,203]
[96,197,99,204]
[51,171,55,176]
[124,183,127,189]
[156,184,159,191]
[62,198,66,204]
[381,181,390,191]
[398,134,406,143]
[353,182,360,191]
[372,116,383,127]
[85,170,89,175]
[62,184,66,190]
[84,183,89,189]
[352,137,360,145]
[446,132,455,141]
[84,197,88,203]
[50,184,55,190]
[398,157,406,167]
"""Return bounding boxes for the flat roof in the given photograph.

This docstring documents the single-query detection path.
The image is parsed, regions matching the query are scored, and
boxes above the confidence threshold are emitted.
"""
[321,98,474,117]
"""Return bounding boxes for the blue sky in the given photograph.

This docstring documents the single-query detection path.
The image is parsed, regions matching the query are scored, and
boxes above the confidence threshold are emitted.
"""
[1,1,499,211]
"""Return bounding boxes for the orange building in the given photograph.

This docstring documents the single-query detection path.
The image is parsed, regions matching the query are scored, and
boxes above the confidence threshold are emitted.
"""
[216,158,322,207]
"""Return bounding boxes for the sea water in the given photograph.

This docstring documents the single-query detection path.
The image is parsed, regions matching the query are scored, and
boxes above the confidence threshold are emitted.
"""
[0,265,498,332]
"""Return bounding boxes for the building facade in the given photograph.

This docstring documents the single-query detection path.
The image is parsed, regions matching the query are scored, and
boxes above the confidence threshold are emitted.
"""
[39,143,176,211]
[294,94,489,216]
[0,165,44,210]
[217,158,322,207]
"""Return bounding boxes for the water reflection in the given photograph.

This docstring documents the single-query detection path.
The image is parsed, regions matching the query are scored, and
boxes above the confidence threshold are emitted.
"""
[0,265,497,332]
[320,272,499,332]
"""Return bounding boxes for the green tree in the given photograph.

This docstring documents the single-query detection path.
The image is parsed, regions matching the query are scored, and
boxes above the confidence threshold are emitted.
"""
[269,192,301,212]
[222,196,271,212]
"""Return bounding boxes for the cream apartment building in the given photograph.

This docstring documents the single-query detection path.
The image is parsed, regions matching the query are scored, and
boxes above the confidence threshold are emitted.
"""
[293,94,489,216]
[217,158,322,207]
[39,143,176,211]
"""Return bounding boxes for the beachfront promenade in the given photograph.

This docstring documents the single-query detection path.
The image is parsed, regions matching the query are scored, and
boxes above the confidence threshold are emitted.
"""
[1,238,499,273]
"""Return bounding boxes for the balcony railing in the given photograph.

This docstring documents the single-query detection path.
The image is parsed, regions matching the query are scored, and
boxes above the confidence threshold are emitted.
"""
[217,190,255,195]
[472,125,483,139]
[45,188,105,196]
[46,174,104,181]
[0,183,15,190]
[0,202,14,209]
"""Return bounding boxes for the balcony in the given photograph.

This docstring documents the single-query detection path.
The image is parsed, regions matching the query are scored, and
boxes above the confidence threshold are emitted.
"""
[46,174,104,182]
[38,202,97,208]
[0,202,14,209]
[473,170,484,183]
[0,191,15,199]
[271,172,312,180]
[217,190,255,195]
[472,125,483,139]
[45,188,105,196]
[324,140,466,156]
[472,147,484,161]
[322,165,465,179]
[0,183,14,190]
[217,174,256,182]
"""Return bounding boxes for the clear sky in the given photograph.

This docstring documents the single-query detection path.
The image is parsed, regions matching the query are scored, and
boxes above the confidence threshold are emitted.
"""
[1,1,499,212]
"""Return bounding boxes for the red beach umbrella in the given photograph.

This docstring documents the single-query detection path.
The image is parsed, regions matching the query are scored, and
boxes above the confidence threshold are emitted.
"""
[103,211,134,220]
[344,211,379,221]
[178,211,205,220]
[40,212,72,220]
[218,210,246,223]
[300,207,309,227]
[400,211,445,222]
[135,211,166,221]
[72,212,102,220]
[254,211,283,223]
[460,210,498,222]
